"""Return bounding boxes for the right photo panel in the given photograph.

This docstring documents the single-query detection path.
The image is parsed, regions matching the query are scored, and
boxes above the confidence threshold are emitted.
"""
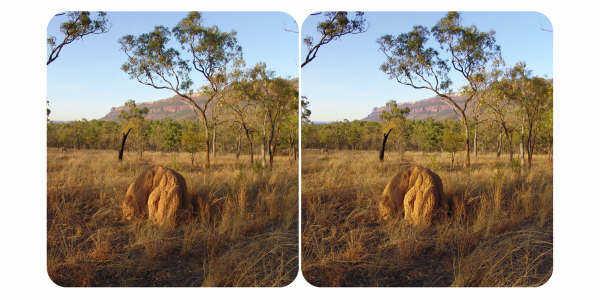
[300,12,553,287]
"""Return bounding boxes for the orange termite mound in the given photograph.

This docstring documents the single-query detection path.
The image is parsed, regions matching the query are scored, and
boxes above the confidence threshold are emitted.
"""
[379,165,447,227]
[122,166,191,228]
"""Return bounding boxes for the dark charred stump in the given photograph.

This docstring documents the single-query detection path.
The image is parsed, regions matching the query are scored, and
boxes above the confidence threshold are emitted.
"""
[379,129,393,162]
[118,128,132,161]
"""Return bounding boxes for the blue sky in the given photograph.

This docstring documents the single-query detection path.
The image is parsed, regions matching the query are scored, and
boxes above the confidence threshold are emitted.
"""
[47,12,299,121]
[301,12,553,122]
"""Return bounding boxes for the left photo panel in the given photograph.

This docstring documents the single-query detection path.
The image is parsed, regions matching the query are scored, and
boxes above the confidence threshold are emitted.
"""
[46,11,299,287]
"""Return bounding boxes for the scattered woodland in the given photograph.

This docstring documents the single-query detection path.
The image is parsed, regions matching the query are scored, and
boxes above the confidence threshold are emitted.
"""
[47,11,554,288]
[47,12,298,286]
[301,12,553,287]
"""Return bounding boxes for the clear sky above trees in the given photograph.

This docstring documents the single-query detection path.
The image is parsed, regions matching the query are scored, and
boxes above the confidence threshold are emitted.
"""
[47,12,298,121]
[302,11,553,122]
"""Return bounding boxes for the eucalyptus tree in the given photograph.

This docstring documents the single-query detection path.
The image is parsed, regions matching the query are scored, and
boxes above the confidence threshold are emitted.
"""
[181,120,205,166]
[120,12,241,168]
[243,63,298,168]
[441,119,464,169]
[226,66,260,165]
[481,69,519,162]
[463,63,503,160]
[280,105,300,160]
[503,63,552,168]
[47,11,110,65]
[174,12,242,164]
[302,12,367,68]
[378,12,501,167]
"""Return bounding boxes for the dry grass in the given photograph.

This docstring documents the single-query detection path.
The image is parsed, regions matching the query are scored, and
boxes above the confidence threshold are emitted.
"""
[301,149,552,287]
[47,148,298,287]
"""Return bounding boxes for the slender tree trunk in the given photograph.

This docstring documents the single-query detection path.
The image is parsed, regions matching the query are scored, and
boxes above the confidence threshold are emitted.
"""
[473,124,478,160]
[261,116,267,167]
[379,129,393,162]
[249,139,254,165]
[269,142,275,169]
[242,126,254,165]
[261,140,267,167]
[212,123,217,162]
[462,115,471,168]
[138,134,144,160]
[497,131,503,159]
[501,124,513,162]
[293,142,298,160]
[118,128,132,161]
[520,118,526,167]
[203,121,211,169]
[527,122,534,169]
[236,132,242,160]
[268,123,277,169]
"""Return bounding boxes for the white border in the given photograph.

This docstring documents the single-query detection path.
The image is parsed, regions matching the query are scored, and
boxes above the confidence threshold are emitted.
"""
[1,0,599,298]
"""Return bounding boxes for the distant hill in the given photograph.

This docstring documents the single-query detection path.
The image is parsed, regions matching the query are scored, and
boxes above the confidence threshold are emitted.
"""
[361,94,467,122]
[99,94,207,121]
[100,78,298,122]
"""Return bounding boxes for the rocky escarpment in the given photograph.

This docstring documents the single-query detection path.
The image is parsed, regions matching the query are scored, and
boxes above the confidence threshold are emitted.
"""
[99,78,298,122]
[100,94,209,121]
[362,95,467,122]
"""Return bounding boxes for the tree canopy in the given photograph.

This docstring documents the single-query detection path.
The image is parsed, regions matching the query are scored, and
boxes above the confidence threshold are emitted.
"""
[119,12,242,168]
[47,11,110,65]
[302,11,367,68]
[378,11,501,167]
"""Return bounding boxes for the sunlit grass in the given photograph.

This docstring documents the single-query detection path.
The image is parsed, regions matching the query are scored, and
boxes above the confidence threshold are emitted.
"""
[301,149,552,287]
[47,148,298,286]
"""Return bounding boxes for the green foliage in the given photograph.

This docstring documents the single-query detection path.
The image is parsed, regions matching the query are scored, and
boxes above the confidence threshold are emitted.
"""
[237,62,298,166]
[378,25,451,92]
[378,11,500,95]
[427,155,441,172]
[173,11,242,82]
[118,100,149,156]
[47,100,51,122]
[536,106,553,154]
[120,13,244,168]
[410,118,443,152]
[118,100,149,131]
[168,153,180,172]
[509,159,522,175]
[441,119,464,153]
[119,27,193,92]
[302,12,366,67]
[47,12,110,65]
[181,120,205,162]
[48,119,119,150]
[160,119,183,152]
[252,161,266,173]
[301,96,311,124]
[378,12,502,167]
[379,100,410,153]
